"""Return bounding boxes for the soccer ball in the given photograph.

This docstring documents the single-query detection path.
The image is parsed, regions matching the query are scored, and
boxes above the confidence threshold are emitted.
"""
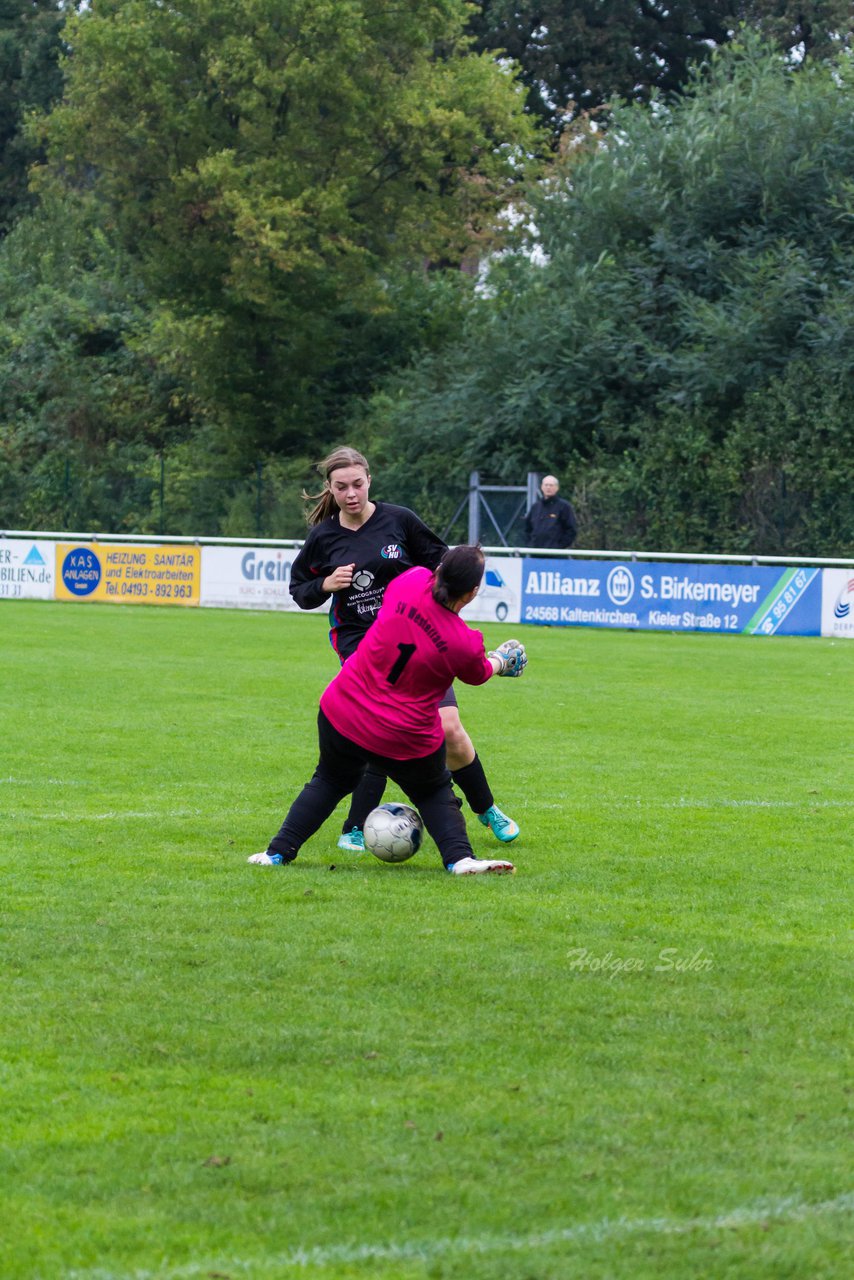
[364,803,423,863]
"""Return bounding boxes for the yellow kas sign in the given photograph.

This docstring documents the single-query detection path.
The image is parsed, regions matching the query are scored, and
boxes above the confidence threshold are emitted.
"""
[55,543,200,606]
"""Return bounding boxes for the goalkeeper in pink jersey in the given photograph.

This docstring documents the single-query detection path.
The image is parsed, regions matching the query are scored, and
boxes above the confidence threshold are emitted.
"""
[288,445,520,852]
[249,545,527,876]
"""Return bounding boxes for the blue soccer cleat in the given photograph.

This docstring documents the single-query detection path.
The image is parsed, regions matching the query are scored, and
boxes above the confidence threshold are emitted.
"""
[247,850,285,866]
[477,804,520,843]
[337,827,365,853]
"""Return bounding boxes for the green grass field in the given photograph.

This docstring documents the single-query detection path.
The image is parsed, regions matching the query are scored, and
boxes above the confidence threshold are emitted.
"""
[2,600,852,1279]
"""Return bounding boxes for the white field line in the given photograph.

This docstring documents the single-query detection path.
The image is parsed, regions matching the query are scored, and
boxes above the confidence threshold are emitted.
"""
[6,800,854,824]
[0,777,220,789]
[4,778,852,811]
[0,810,207,822]
[0,776,91,785]
[6,794,854,814]
[637,798,854,809]
[539,798,854,810]
[62,1190,854,1279]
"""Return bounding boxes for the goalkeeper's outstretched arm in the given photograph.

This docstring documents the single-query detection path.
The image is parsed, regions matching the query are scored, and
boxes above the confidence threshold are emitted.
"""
[487,639,528,678]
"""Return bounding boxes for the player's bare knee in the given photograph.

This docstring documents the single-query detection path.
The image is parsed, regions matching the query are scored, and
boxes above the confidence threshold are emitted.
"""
[443,725,472,763]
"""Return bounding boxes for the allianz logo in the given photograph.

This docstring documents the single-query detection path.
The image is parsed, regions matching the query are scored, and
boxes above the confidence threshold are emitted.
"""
[241,551,292,582]
[525,571,602,597]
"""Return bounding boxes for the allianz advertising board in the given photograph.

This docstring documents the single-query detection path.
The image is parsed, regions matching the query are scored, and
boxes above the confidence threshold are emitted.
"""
[521,560,821,636]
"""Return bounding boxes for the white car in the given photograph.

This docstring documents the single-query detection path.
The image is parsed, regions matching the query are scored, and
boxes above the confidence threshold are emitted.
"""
[479,565,516,622]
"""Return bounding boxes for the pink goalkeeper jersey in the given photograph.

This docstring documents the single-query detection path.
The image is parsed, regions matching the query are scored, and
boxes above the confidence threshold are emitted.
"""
[320,566,493,760]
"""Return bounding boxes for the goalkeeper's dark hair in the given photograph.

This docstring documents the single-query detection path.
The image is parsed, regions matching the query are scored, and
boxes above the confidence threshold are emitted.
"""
[304,446,370,526]
[433,545,485,608]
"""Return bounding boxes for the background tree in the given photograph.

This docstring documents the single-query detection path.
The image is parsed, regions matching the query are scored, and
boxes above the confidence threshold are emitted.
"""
[363,38,854,554]
[0,195,204,533]
[0,0,68,235]
[5,8,853,548]
[467,1,853,139]
[35,0,539,469]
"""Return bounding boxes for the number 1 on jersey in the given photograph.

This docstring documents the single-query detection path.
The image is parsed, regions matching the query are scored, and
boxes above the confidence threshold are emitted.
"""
[387,642,416,685]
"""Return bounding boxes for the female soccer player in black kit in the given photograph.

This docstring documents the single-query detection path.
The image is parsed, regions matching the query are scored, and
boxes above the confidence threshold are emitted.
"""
[284,445,520,853]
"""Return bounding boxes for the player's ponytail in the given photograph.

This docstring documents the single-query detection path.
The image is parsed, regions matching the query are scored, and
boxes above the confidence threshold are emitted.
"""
[433,545,485,609]
[303,446,371,526]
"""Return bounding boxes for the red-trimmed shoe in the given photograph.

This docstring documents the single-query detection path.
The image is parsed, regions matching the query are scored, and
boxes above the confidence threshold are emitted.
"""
[448,857,515,876]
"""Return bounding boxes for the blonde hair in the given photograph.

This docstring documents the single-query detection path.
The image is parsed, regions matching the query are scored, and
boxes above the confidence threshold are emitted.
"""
[303,446,371,526]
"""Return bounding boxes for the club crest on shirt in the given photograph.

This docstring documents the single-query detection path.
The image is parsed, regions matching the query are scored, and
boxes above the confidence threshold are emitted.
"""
[381,544,402,559]
[352,568,375,590]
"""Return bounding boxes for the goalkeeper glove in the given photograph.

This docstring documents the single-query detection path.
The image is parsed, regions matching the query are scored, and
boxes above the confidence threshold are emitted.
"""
[488,638,528,677]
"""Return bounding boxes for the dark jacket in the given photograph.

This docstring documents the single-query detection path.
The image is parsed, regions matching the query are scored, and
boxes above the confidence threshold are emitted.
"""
[524,495,578,549]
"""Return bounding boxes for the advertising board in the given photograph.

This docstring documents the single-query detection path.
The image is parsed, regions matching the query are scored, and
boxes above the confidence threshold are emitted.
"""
[54,543,200,605]
[460,556,523,625]
[521,560,822,635]
[0,538,55,600]
[820,569,854,639]
[201,545,306,611]
[0,532,846,638]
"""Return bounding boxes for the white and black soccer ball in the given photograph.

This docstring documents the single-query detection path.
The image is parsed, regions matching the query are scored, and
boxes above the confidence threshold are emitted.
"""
[364,803,423,863]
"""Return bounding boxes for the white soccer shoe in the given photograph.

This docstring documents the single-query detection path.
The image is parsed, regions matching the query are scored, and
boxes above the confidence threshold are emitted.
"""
[448,856,515,876]
[247,850,284,866]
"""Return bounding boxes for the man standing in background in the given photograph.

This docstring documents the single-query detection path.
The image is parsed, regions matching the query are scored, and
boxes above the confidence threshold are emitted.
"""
[524,475,578,549]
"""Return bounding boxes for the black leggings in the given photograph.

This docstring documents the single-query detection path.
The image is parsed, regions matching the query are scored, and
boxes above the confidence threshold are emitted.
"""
[342,684,493,830]
[267,710,473,868]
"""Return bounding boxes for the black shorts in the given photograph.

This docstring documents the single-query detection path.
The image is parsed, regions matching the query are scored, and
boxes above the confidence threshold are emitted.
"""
[438,684,457,711]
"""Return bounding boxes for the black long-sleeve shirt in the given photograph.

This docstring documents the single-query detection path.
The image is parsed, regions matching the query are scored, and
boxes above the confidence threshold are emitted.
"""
[289,502,447,659]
